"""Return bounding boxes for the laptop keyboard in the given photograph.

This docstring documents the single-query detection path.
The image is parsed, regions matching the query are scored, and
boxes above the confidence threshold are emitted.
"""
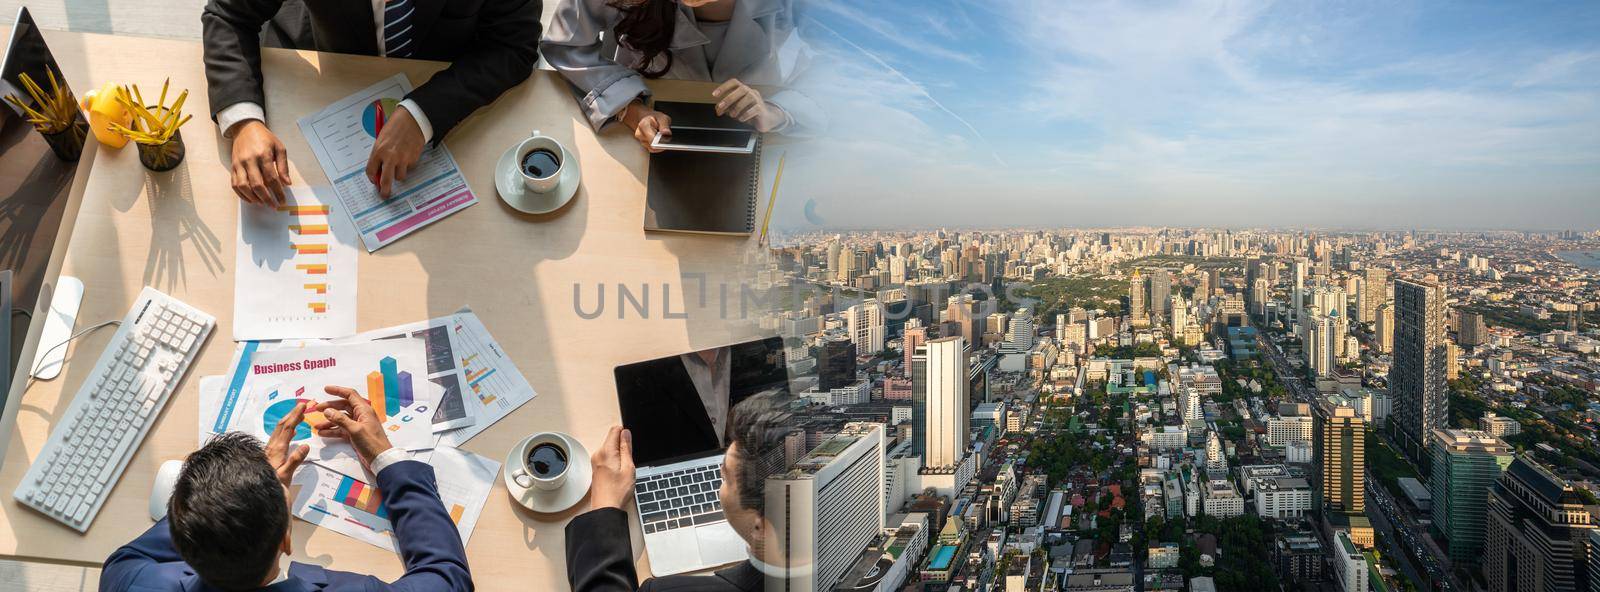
[636,464,724,534]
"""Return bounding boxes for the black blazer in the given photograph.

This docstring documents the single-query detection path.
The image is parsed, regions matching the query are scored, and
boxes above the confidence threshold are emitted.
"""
[566,508,761,592]
[201,0,541,141]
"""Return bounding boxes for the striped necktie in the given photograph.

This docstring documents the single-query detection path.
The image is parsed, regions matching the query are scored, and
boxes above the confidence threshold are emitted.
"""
[384,0,416,58]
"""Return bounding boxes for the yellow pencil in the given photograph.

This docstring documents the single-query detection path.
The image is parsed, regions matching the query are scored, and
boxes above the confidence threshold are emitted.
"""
[757,151,785,246]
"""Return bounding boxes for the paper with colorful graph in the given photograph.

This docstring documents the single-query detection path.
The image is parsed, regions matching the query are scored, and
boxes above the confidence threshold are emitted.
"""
[235,340,438,479]
[297,73,477,252]
[289,446,499,552]
[233,186,359,341]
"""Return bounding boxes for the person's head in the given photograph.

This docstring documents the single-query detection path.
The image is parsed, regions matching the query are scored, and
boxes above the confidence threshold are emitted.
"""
[605,0,678,78]
[168,432,290,590]
[717,392,794,558]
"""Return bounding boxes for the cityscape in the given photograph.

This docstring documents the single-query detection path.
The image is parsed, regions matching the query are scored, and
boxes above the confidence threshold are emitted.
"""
[744,228,1600,592]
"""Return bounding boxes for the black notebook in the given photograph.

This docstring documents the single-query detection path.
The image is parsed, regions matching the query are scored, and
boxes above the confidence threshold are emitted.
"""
[643,102,764,236]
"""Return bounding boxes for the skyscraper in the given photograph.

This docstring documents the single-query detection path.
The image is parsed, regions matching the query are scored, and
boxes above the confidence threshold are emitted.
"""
[1150,269,1172,321]
[1428,429,1513,566]
[1361,267,1388,324]
[915,336,968,469]
[765,423,887,592]
[902,321,927,373]
[1001,308,1034,353]
[846,298,886,355]
[1129,271,1148,325]
[819,334,857,391]
[1390,278,1449,467]
[1460,312,1489,347]
[1292,257,1308,324]
[1483,457,1597,592]
[1375,303,1395,354]
[1315,400,1365,514]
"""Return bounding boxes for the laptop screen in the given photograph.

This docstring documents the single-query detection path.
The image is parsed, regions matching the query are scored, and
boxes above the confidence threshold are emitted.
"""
[614,336,789,466]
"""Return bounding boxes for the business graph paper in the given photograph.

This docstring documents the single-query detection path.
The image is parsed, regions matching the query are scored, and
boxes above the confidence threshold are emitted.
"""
[436,310,537,447]
[291,447,498,552]
[233,187,359,340]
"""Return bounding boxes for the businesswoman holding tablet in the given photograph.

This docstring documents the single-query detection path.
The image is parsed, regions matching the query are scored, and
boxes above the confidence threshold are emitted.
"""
[542,0,823,152]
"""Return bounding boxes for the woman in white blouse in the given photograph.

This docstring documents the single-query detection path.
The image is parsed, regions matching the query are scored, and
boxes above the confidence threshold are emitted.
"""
[542,0,823,152]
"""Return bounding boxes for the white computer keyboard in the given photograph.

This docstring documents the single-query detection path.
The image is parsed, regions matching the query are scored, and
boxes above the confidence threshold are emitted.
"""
[14,287,214,531]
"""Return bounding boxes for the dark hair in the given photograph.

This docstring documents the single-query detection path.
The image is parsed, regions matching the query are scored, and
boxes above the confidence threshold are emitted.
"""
[168,432,288,591]
[725,392,796,514]
[607,0,677,78]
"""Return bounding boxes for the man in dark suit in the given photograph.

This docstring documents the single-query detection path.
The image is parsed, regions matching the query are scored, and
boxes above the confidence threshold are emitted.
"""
[565,394,796,592]
[201,0,541,205]
[100,386,471,591]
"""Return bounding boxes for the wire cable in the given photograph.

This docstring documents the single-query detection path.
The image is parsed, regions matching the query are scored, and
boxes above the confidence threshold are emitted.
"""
[25,319,121,387]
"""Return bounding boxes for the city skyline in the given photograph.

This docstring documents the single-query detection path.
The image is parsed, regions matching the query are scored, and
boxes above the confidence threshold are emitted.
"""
[780,0,1600,231]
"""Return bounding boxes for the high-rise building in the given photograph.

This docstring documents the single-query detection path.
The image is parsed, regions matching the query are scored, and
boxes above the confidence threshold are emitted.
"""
[1150,270,1172,321]
[1129,271,1149,325]
[1375,303,1395,354]
[1306,314,1338,378]
[1361,267,1388,324]
[915,336,968,469]
[846,299,886,355]
[1205,430,1228,480]
[819,334,857,391]
[902,322,927,373]
[1483,457,1597,592]
[1428,429,1513,566]
[1315,401,1365,514]
[1390,278,1449,467]
[765,423,887,592]
[1292,258,1309,323]
[1332,531,1369,592]
[1001,308,1034,353]
[1460,312,1489,347]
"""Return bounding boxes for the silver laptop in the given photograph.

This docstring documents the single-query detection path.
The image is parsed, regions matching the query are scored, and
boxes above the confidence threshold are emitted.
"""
[613,337,788,575]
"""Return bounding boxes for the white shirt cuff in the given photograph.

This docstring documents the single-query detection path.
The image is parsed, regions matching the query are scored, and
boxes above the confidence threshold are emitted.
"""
[369,447,412,476]
[216,101,266,139]
[398,98,434,144]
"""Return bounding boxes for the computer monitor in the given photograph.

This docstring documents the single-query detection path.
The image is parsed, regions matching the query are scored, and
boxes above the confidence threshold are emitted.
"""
[614,336,790,466]
[1,6,81,422]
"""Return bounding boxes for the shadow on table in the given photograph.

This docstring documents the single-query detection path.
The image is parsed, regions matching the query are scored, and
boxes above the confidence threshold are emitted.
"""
[140,163,224,292]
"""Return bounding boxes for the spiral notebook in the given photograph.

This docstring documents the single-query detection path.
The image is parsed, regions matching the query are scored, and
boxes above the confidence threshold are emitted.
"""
[643,102,764,236]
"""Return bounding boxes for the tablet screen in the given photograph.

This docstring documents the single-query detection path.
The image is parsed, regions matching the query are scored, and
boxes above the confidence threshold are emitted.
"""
[656,126,756,151]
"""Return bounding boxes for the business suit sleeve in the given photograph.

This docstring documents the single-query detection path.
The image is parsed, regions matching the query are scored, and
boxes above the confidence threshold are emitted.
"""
[540,0,651,131]
[100,518,185,591]
[566,508,642,592]
[201,0,286,121]
[377,460,474,592]
[405,0,542,143]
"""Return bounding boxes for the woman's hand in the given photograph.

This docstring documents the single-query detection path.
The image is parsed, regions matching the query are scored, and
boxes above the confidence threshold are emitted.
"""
[713,79,786,133]
[621,100,672,153]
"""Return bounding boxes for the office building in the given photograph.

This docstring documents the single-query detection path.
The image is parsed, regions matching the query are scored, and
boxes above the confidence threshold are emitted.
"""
[1460,312,1489,347]
[1001,308,1034,353]
[902,322,927,372]
[1483,457,1597,592]
[1429,429,1513,566]
[846,299,886,356]
[1275,531,1326,585]
[1332,531,1369,592]
[766,423,887,592]
[1150,270,1172,321]
[1375,303,1394,354]
[1479,412,1522,439]
[1202,480,1244,518]
[1205,431,1228,480]
[1129,271,1148,325]
[1253,477,1313,519]
[1360,267,1388,324]
[1314,402,1365,514]
[914,336,968,469]
[820,334,858,391]
[1267,414,1314,448]
[1390,278,1449,467]
[1292,258,1308,324]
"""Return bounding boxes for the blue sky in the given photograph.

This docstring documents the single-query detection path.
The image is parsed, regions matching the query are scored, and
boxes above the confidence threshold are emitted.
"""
[774,0,1600,230]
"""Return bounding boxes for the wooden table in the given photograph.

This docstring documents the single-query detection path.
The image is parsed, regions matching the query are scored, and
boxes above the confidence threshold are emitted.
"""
[0,28,772,589]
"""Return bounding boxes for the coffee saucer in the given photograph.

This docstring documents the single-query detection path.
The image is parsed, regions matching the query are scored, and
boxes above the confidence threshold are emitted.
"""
[504,432,592,515]
[496,142,581,215]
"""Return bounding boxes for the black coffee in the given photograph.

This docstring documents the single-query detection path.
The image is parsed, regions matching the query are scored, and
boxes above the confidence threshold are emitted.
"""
[527,442,568,477]
[520,148,561,179]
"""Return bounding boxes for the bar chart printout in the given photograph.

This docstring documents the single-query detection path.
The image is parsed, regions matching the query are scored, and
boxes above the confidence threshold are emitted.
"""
[234,186,359,340]
[291,447,499,551]
[239,340,436,480]
[437,310,538,447]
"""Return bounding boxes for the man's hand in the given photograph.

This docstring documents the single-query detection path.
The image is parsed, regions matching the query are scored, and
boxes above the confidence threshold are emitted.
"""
[311,386,395,469]
[264,400,311,489]
[620,100,672,153]
[588,426,635,511]
[365,106,426,200]
[230,120,290,206]
[712,78,786,133]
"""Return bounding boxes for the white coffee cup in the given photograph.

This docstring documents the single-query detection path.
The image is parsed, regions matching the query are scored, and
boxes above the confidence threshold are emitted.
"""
[510,432,572,491]
[514,131,567,194]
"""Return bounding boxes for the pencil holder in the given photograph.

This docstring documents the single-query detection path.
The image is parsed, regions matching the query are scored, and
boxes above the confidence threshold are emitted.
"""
[135,106,185,172]
[40,112,88,162]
